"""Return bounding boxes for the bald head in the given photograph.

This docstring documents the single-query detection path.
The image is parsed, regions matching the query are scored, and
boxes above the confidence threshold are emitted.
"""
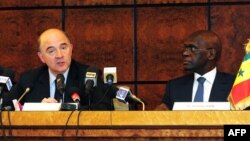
[188,30,222,61]
[38,28,70,51]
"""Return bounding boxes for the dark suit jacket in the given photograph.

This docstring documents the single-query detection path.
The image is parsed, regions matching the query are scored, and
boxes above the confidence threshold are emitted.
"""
[162,72,235,110]
[6,60,118,110]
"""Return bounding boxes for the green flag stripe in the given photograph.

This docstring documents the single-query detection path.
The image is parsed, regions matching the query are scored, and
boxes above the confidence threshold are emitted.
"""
[243,53,250,61]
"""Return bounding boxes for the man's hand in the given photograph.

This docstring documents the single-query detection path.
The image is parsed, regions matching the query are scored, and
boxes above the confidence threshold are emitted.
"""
[41,97,58,103]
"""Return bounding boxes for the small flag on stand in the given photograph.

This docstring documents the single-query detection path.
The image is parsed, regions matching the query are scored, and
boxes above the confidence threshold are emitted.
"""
[228,40,250,110]
[12,99,22,111]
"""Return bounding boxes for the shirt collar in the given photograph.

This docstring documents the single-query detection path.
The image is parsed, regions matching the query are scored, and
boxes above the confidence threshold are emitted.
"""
[49,68,70,86]
[194,67,217,84]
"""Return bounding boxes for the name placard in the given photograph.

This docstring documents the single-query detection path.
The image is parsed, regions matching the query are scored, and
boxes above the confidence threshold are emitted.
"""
[173,102,231,110]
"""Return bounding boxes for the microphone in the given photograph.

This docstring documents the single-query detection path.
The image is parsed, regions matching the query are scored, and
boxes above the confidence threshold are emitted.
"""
[103,67,117,86]
[12,87,30,111]
[116,87,145,110]
[0,68,15,92]
[85,67,98,95]
[116,87,142,103]
[0,68,14,110]
[70,87,81,110]
[71,93,80,103]
[69,87,81,104]
[17,87,30,102]
[56,74,65,95]
[61,87,80,111]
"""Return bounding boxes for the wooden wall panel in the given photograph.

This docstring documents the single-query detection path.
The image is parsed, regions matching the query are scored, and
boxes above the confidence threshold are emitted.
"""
[211,5,250,74]
[137,0,208,4]
[211,0,248,2]
[65,8,134,81]
[137,7,207,81]
[138,84,166,110]
[0,10,61,81]
[65,0,134,6]
[65,0,208,5]
[0,0,60,7]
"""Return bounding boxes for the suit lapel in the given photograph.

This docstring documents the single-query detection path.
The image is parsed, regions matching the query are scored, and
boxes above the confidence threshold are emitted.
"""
[180,74,194,101]
[37,70,50,97]
[209,72,227,101]
[186,74,194,101]
[66,61,80,90]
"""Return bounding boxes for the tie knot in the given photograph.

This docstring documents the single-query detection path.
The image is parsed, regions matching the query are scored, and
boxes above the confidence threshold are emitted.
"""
[197,77,206,84]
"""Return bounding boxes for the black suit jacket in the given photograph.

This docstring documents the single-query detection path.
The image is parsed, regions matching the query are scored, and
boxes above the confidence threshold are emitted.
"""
[6,60,118,110]
[162,72,235,110]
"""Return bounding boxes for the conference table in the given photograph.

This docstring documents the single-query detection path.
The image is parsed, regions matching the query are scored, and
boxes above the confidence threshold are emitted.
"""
[1,111,250,140]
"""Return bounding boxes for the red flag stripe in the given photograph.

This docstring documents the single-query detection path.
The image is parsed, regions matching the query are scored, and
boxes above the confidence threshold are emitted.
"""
[231,79,250,104]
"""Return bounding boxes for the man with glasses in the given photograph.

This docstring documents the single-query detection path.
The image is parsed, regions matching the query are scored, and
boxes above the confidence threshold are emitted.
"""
[156,30,235,110]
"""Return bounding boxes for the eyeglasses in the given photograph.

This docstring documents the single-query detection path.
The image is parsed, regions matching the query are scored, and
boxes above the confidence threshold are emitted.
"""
[183,45,213,53]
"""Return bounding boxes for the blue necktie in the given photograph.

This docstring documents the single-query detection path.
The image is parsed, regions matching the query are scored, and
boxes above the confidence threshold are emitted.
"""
[194,77,206,102]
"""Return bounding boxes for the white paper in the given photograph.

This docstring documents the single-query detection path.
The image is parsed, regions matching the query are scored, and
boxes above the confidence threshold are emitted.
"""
[22,103,61,111]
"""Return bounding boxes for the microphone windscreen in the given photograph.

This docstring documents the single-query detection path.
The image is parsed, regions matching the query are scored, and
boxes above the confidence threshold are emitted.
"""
[85,66,99,87]
[116,87,129,103]
[0,68,15,91]
[68,87,81,103]
[56,74,65,95]
[103,67,117,85]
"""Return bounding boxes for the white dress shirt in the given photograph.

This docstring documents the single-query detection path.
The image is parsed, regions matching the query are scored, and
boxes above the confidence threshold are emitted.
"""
[192,67,217,102]
[49,68,69,98]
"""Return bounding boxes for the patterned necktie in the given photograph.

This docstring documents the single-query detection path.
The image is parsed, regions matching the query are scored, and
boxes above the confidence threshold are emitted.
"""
[54,80,61,102]
[194,77,206,102]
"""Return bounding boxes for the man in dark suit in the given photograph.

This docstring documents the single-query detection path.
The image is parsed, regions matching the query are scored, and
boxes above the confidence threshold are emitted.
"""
[7,28,117,110]
[156,30,235,110]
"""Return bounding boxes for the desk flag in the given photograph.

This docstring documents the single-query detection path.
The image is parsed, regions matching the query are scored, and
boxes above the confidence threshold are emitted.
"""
[228,40,250,110]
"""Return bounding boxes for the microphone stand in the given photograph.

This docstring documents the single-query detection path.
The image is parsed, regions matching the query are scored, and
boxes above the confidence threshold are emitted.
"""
[88,93,91,110]
[87,88,94,111]
[62,92,65,104]
[85,87,93,111]
[0,87,3,110]
[59,91,64,110]
[0,87,7,141]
